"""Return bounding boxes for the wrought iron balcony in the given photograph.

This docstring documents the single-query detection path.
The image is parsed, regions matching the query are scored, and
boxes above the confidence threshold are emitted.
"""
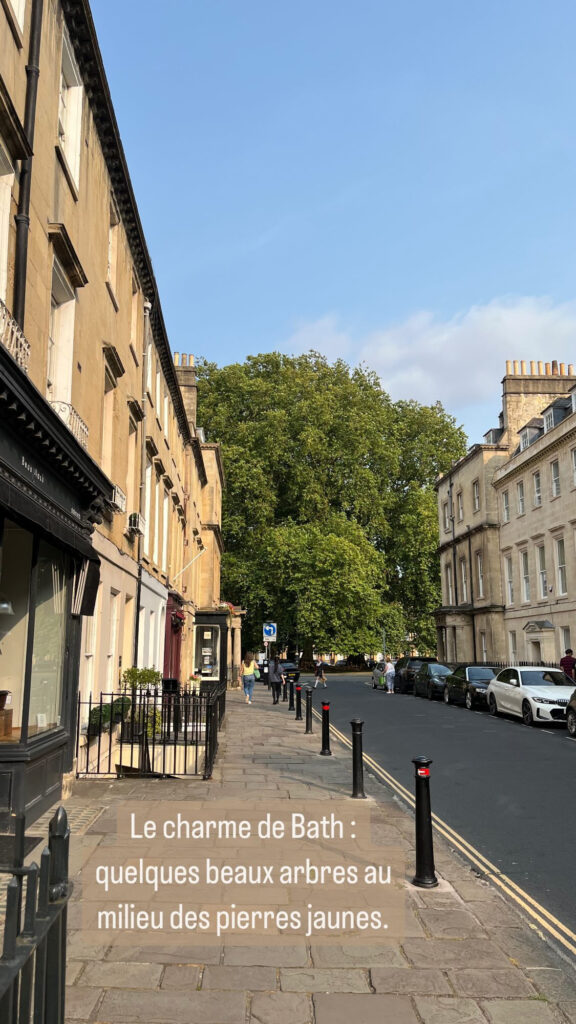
[0,297,31,372]
[49,400,89,449]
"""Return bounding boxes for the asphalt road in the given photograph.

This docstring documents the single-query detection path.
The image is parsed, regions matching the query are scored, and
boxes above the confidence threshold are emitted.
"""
[301,672,576,937]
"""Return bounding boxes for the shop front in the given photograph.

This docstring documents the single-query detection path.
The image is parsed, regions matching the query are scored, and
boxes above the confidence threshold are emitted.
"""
[0,346,111,827]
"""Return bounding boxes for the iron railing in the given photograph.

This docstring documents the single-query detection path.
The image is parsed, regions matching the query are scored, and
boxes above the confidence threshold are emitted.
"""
[0,807,71,1024]
[0,298,30,372]
[76,682,226,781]
[48,401,89,449]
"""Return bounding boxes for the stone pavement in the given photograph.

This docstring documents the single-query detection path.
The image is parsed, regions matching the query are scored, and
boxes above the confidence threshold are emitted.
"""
[62,680,576,1024]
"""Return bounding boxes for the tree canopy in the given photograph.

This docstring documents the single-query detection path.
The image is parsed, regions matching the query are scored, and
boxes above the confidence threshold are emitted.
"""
[196,351,467,656]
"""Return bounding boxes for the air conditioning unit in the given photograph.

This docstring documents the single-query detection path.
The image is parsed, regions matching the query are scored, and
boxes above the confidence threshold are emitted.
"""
[127,512,145,535]
[110,485,127,514]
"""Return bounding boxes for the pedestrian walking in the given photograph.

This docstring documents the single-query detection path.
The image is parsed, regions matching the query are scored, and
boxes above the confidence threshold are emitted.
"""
[384,658,395,693]
[314,660,327,688]
[238,651,257,704]
[560,648,576,680]
[268,657,285,704]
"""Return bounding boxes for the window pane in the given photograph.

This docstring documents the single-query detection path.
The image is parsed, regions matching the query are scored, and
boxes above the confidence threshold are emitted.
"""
[28,541,69,737]
[0,520,33,742]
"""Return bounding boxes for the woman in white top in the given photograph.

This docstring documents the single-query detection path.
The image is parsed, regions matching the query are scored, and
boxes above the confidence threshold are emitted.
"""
[384,660,395,693]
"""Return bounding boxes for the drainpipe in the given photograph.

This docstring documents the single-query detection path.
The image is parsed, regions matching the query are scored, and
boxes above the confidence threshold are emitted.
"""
[132,299,151,667]
[13,0,44,328]
[467,526,477,662]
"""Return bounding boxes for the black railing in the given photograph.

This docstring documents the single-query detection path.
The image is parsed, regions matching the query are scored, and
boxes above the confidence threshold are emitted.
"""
[76,682,226,780]
[0,807,71,1023]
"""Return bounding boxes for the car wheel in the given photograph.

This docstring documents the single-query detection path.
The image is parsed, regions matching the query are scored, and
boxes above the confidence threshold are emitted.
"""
[488,694,499,716]
[443,686,451,705]
[567,708,576,737]
[522,700,535,727]
[465,689,474,710]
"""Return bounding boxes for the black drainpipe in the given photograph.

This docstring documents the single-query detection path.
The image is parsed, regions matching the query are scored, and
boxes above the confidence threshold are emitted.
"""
[13,0,44,328]
[132,300,151,667]
[467,526,477,662]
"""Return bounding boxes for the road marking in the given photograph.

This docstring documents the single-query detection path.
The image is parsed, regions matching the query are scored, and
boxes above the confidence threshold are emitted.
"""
[313,708,576,957]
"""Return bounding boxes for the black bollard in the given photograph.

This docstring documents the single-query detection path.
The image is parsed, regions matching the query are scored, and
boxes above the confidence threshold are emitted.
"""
[305,687,313,734]
[295,684,303,721]
[351,719,366,798]
[288,679,295,710]
[282,678,288,702]
[320,701,332,756]
[411,756,438,888]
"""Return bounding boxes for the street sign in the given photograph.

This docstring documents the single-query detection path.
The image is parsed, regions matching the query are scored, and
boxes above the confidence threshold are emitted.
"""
[263,622,277,641]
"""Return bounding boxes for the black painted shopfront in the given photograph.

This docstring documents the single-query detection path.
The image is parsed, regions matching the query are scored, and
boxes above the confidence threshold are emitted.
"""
[0,345,112,828]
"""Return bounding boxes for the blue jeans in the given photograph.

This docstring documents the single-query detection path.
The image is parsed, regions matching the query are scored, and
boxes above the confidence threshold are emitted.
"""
[243,674,255,699]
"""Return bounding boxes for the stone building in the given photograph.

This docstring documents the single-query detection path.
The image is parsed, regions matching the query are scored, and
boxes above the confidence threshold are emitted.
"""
[0,0,236,824]
[436,361,576,664]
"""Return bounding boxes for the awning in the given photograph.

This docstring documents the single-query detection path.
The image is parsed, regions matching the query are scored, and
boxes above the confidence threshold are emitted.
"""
[1,478,99,563]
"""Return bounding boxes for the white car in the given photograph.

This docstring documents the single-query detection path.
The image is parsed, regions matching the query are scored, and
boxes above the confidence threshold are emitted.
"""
[486,666,574,726]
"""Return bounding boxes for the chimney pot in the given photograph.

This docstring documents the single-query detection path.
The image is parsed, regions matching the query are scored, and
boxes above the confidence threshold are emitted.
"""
[174,352,180,366]
[569,364,575,375]
[513,360,520,374]
[538,361,544,374]
[530,360,537,374]
[552,360,559,375]
[560,362,566,376]
[521,360,527,374]
[506,360,512,374]
[545,362,551,375]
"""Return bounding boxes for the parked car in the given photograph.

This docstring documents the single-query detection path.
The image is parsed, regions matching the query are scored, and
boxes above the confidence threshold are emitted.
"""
[486,666,574,726]
[279,661,300,684]
[566,689,576,737]
[413,661,454,699]
[394,656,436,694]
[443,664,498,709]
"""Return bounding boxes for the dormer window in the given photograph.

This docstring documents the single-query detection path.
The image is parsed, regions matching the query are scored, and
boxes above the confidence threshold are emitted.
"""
[572,392,576,414]
[520,430,529,451]
[544,411,554,433]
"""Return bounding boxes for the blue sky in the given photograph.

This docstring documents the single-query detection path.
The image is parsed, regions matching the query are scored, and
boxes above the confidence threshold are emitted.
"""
[92,1,576,444]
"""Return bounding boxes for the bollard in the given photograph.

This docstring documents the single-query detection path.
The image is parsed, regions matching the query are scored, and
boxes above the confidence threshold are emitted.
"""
[411,756,438,888]
[288,679,295,710]
[305,687,313,734]
[282,678,288,702]
[320,701,332,756]
[351,719,366,798]
[295,684,303,721]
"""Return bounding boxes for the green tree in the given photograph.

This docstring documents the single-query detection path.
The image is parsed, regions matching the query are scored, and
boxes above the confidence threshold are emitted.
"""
[196,352,466,655]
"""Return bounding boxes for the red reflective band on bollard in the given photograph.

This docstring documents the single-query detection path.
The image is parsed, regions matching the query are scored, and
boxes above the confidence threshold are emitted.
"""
[417,768,430,777]
[322,704,329,711]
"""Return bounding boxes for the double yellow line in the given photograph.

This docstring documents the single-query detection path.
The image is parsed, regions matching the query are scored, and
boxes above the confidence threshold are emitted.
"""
[312,709,576,957]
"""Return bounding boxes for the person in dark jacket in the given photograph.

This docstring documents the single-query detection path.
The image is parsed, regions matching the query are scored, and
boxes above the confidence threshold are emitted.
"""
[268,657,285,704]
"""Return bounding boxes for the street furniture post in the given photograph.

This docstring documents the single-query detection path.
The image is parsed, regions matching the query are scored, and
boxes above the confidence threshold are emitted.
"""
[411,756,438,888]
[305,687,313,734]
[320,701,332,756]
[351,719,366,798]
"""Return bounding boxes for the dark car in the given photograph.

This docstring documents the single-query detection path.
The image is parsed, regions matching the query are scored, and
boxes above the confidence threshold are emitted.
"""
[279,661,300,684]
[413,661,454,699]
[443,664,498,709]
[394,656,436,694]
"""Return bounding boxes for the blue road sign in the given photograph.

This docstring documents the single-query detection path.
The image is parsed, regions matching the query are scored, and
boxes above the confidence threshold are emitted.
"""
[263,622,277,641]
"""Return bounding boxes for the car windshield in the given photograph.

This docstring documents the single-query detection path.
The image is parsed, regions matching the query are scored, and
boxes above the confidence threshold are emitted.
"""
[430,664,451,676]
[468,668,496,681]
[520,670,571,687]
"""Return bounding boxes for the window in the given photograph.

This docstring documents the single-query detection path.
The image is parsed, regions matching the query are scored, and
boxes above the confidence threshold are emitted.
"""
[516,480,525,515]
[106,590,120,690]
[537,545,547,598]
[445,564,453,605]
[520,550,530,602]
[480,631,488,663]
[556,538,567,595]
[533,471,542,507]
[476,551,484,598]
[502,490,510,523]
[520,430,529,451]
[572,392,576,415]
[8,0,26,29]
[0,136,14,303]
[106,196,120,301]
[58,28,83,185]
[162,489,169,572]
[457,491,463,521]
[472,480,480,511]
[28,540,69,737]
[443,502,449,531]
[126,417,138,513]
[509,631,518,662]
[153,472,160,564]
[505,556,514,604]
[551,460,561,498]
[562,626,571,653]
[47,257,75,403]
[143,456,152,556]
[146,343,153,396]
[572,448,576,487]
[544,410,554,433]
[101,367,115,478]
[164,391,169,435]
[460,558,468,603]
[130,278,139,348]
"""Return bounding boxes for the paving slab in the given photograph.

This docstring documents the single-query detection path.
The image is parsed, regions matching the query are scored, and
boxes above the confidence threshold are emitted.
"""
[313,993,420,1024]
[75,961,163,989]
[97,989,247,1023]
[279,967,371,992]
[413,996,488,1024]
[449,967,538,998]
[371,966,453,994]
[482,999,559,1024]
[201,965,277,990]
[249,991,313,1024]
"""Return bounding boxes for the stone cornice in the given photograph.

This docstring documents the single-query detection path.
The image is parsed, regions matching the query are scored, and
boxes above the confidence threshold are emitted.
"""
[493,420,576,487]
[437,521,499,555]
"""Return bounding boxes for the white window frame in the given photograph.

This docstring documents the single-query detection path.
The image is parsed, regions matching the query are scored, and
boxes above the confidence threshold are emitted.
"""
[520,550,530,603]
[472,480,480,512]
[480,631,488,664]
[505,556,514,605]
[443,502,449,531]
[460,558,468,603]
[10,0,26,29]
[58,28,83,186]
[143,457,152,556]
[544,410,554,433]
[562,626,571,652]
[572,448,576,487]
[516,480,525,515]
[537,544,547,599]
[533,471,542,507]
[520,430,529,451]
[551,460,561,498]
[457,491,463,521]
[556,538,567,596]
[476,551,484,598]
[509,630,517,662]
[0,136,14,303]
[502,490,510,523]
[48,256,76,403]
[162,488,169,572]
[445,564,453,605]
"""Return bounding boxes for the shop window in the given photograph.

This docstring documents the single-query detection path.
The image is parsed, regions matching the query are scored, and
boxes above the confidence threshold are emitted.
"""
[28,540,69,738]
[195,625,220,680]
[0,520,33,742]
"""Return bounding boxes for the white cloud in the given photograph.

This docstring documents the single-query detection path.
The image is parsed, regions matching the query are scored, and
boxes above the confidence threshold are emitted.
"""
[281,296,576,406]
